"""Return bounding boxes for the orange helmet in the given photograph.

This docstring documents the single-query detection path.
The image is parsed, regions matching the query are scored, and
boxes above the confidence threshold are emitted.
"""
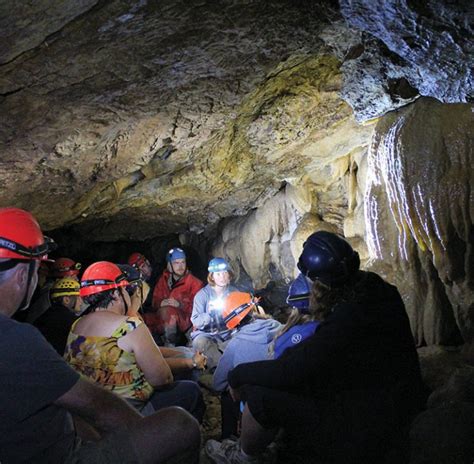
[80,261,129,297]
[52,257,81,277]
[222,292,258,330]
[0,207,55,261]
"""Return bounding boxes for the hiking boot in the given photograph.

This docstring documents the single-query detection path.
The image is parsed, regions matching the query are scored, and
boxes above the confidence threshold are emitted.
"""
[205,439,259,464]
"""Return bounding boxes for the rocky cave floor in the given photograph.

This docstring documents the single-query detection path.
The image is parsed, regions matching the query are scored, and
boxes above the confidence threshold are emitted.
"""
[200,388,224,464]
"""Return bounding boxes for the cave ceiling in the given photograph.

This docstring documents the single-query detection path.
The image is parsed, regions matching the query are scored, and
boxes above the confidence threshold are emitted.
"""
[0,0,472,241]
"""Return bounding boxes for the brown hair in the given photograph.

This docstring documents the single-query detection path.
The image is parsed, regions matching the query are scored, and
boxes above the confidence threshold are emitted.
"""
[270,271,363,356]
[309,271,364,321]
[207,270,234,286]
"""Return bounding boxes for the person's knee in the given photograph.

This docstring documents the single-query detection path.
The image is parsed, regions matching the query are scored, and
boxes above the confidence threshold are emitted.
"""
[131,407,201,463]
[166,406,201,449]
[192,336,212,351]
[175,381,206,422]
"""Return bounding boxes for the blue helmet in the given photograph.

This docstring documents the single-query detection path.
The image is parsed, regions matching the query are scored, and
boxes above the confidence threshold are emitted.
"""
[208,257,230,273]
[286,273,312,313]
[297,231,360,287]
[166,247,186,263]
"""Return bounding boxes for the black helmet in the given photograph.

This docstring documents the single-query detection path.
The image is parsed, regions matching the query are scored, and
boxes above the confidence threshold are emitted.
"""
[297,231,360,287]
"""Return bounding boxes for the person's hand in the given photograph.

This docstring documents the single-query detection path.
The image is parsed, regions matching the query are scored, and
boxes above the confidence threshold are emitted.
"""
[167,298,180,308]
[229,386,241,402]
[192,351,207,370]
[161,298,180,308]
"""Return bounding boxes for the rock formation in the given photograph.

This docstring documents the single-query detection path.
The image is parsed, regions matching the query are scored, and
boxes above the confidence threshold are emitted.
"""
[0,0,473,345]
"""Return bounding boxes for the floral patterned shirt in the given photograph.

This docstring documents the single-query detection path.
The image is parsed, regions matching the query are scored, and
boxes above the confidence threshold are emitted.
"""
[64,316,153,402]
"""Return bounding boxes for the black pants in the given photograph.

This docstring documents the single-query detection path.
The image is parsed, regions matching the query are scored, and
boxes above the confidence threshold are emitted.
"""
[243,385,401,464]
[220,390,241,439]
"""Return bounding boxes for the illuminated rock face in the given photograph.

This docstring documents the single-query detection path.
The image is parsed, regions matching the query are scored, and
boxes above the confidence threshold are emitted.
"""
[365,98,473,344]
[339,0,473,121]
[0,1,472,343]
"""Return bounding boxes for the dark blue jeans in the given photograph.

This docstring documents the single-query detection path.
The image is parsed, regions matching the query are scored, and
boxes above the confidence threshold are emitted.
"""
[145,381,205,423]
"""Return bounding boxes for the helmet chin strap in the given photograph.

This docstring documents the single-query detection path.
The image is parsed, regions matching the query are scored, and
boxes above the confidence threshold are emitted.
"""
[17,260,36,312]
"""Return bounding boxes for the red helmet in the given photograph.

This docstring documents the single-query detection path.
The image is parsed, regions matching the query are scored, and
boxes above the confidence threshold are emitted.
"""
[80,261,129,297]
[52,257,82,277]
[222,292,258,330]
[127,252,148,268]
[0,207,55,261]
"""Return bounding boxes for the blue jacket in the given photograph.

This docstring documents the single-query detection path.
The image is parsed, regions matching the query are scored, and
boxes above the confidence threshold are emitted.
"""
[213,318,282,391]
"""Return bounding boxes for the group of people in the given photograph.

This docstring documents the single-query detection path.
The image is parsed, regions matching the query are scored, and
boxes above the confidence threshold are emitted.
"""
[0,206,426,464]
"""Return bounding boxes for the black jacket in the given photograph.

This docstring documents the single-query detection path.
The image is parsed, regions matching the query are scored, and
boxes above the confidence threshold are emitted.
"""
[228,271,425,421]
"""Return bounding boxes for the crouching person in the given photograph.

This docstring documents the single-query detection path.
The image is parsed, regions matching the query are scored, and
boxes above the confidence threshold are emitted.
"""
[0,207,200,464]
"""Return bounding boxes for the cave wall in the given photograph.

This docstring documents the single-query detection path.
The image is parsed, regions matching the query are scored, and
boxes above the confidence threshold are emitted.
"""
[1,0,473,344]
[211,97,473,344]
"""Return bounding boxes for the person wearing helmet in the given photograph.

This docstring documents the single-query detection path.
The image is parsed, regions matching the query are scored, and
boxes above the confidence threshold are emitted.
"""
[52,257,82,280]
[127,252,155,311]
[206,231,425,464]
[64,261,205,423]
[0,207,200,463]
[190,257,239,371]
[128,252,153,281]
[271,273,320,359]
[32,277,81,355]
[25,257,82,324]
[212,292,281,439]
[144,247,204,346]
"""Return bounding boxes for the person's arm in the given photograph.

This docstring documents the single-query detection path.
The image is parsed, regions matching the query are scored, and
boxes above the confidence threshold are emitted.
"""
[123,323,173,387]
[151,275,167,311]
[212,342,235,392]
[128,282,150,317]
[55,377,142,434]
[179,276,205,315]
[190,289,212,329]
[228,303,358,391]
[163,351,207,373]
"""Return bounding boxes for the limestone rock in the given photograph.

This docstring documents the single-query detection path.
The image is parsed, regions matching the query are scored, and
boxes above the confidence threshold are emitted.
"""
[365,98,473,343]
[321,21,420,122]
[340,0,473,121]
[0,0,99,64]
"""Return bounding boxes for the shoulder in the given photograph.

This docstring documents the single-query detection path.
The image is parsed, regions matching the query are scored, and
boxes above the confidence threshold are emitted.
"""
[155,271,170,284]
[196,285,212,298]
[0,315,43,343]
[185,272,204,285]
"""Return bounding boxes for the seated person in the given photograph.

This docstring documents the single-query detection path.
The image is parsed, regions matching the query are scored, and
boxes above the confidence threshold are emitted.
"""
[52,257,82,280]
[0,207,200,464]
[64,261,205,423]
[191,257,238,370]
[22,256,80,324]
[120,263,207,379]
[272,272,320,359]
[206,231,426,464]
[213,292,281,438]
[33,277,81,355]
[145,248,203,346]
[118,263,150,318]
[127,252,155,310]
